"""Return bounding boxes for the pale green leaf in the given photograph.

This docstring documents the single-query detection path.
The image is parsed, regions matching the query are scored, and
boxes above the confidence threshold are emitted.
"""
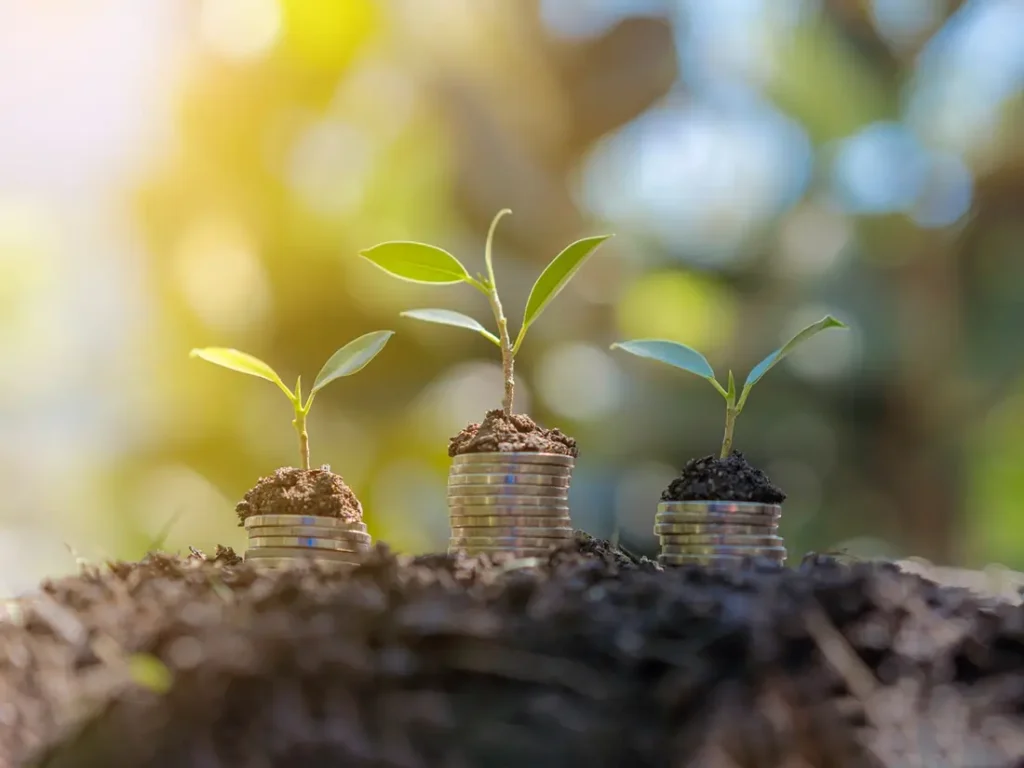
[311,330,394,395]
[129,653,173,694]
[401,309,500,347]
[740,315,848,402]
[189,348,294,400]
[610,339,717,382]
[515,234,613,350]
[359,241,471,285]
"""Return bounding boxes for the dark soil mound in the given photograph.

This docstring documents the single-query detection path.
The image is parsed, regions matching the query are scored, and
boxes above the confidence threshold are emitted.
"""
[662,451,786,504]
[235,466,363,525]
[5,535,1023,767]
[449,409,578,457]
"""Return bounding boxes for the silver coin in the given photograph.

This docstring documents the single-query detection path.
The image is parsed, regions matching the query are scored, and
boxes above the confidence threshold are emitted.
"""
[447,485,569,499]
[450,527,573,539]
[658,534,784,547]
[247,536,368,552]
[447,473,571,488]
[655,512,781,526]
[243,515,367,531]
[657,501,782,515]
[449,463,572,477]
[448,506,570,519]
[448,545,559,558]
[659,544,787,557]
[244,547,365,563]
[658,554,785,567]
[245,526,372,542]
[449,515,572,528]
[450,535,566,549]
[452,452,575,467]
[654,523,776,536]
[447,493,571,507]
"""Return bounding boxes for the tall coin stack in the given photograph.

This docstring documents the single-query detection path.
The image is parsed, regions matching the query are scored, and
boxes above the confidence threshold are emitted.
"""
[448,452,575,557]
[243,514,372,568]
[654,501,786,568]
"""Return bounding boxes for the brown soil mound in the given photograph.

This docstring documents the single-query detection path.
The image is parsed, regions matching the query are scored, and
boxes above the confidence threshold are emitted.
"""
[235,466,363,525]
[2,536,1022,767]
[449,410,578,457]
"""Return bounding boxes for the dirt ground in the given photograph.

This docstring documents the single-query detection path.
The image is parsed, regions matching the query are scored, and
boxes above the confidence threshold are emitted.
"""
[2,535,1024,767]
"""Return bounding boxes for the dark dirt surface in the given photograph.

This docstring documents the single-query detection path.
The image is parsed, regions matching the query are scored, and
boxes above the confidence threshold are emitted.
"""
[449,409,579,457]
[234,466,363,525]
[662,451,787,504]
[3,535,1024,767]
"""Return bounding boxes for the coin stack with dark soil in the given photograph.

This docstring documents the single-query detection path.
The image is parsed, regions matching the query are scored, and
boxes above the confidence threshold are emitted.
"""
[657,452,788,568]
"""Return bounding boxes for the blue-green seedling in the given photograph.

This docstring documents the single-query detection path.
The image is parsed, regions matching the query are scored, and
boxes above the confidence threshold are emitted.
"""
[611,316,847,458]
[190,330,393,470]
[359,209,612,416]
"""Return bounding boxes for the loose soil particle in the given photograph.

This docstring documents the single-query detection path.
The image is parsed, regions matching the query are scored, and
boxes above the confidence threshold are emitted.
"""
[234,466,363,525]
[0,537,1018,766]
[449,409,578,457]
[662,451,787,504]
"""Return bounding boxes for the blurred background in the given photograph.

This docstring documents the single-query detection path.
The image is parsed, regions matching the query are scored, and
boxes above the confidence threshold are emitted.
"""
[1,0,1022,595]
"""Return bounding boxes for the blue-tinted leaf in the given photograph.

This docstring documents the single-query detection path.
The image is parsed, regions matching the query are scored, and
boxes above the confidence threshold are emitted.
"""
[401,309,500,347]
[311,330,394,395]
[610,339,716,381]
[742,315,847,394]
[359,241,471,284]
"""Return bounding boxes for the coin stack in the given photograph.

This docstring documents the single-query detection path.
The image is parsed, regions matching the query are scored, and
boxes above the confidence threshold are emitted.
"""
[655,501,786,568]
[243,514,372,568]
[447,452,575,557]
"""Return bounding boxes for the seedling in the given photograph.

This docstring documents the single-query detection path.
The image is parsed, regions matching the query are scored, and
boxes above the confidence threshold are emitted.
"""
[611,316,847,458]
[189,330,394,470]
[359,209,612,416]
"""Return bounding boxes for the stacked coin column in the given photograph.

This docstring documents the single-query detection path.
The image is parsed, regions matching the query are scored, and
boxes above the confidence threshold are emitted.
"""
[654,501,786,568]
[447,452,575,557]
[243,515,372,568]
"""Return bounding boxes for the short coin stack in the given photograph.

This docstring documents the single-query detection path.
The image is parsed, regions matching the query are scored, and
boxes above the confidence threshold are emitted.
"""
[243,514,372,568]
[448,452,575,557]
[655,501,786,568]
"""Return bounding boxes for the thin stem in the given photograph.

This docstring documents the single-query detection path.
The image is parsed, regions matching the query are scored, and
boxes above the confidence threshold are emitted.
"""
[293,408,310,470]
[486,291,515,416]
[482,209,515,417]
[720,404,737,459]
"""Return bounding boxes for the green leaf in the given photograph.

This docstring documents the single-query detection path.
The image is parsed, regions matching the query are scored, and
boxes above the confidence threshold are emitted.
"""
[610,339,717,382]
[189,348,294,401]
[129,653,173,694]
[514,234,613,351]
[726,370,736,405]
[401,309,501,347]
[359,241,472,285]
[311,330,394,395]
[739,315,848,404]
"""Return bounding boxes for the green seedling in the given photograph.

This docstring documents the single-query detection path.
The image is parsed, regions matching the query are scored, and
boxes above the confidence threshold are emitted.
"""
[190,330,394,470]
[359,209,612,416]
[611,316,847,459]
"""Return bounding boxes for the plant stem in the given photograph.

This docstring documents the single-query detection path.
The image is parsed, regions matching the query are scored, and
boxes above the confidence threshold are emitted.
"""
[485,292,515,416]
[483,209,515,416]
[720,405,737,459]
[293,409,310,470]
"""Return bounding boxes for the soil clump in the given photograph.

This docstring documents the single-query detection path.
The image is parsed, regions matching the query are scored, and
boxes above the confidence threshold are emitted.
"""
[234,466,363,525]
[662,451,786,504]
[449,409,578,457]
[2,534,1022,767]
